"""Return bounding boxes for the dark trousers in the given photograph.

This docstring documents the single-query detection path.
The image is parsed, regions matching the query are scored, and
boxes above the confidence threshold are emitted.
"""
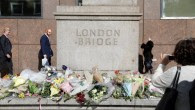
[144,60,153,74]
[0,57,13,78]
[38,52,51,71]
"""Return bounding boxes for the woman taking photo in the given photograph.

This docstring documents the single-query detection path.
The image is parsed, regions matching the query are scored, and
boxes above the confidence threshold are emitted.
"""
[152,38,195,110]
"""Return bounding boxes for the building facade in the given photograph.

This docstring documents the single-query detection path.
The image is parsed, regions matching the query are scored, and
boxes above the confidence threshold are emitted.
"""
[0,0,194,73]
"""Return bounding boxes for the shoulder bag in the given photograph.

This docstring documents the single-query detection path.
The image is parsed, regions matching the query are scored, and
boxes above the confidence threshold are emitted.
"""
[155,66,181,110]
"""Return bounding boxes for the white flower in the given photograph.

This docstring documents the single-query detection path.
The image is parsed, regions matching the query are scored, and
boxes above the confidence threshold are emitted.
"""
[100,91,104,96]
[92,89,97,94]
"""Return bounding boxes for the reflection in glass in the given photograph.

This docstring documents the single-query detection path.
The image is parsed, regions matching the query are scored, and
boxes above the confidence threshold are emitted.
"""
[0,0,41,17]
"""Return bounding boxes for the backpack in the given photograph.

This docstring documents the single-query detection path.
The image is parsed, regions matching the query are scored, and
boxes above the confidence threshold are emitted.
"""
[189,80,195,110]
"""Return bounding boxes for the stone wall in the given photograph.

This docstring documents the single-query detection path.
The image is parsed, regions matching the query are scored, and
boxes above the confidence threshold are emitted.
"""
[0,97,160,110]
[55,1,141,71]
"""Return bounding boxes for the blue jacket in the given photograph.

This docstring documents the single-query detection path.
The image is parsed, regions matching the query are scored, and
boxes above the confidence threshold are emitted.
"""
[40,34,53,58]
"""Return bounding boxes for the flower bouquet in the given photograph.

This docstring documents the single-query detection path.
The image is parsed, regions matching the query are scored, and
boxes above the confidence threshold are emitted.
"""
[88,85,108,103]
[142,78,163,98]
[112,86,123,99]
[87,83,114,104]
[0,87,10,100]
[41,82,51,98]
[76,92,86,104]
[92,67,103,83]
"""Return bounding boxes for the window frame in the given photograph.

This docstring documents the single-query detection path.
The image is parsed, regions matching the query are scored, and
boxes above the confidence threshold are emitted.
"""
[10,2,24,16]
[160,0,195,19]
[0,0,43,19]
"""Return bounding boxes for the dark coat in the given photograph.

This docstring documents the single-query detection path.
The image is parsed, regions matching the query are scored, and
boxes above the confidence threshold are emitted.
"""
[39,34,53,58]
[0,34,13,76]
[0,35,12,59]
[141,40,154,73]
[141,40,154,62]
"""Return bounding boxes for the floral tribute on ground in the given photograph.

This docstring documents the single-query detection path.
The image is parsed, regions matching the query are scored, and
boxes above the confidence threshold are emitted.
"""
[0,66,163,105]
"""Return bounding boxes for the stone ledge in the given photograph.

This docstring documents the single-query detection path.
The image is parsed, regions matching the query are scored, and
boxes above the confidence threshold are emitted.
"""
[0,97,159,110]
[82,0,137,6]
[54,15,142,21]
[56,6,140,13]
[54,6,142,21]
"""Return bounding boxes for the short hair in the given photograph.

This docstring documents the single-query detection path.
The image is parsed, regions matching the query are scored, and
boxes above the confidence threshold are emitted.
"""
[45,29,51,33]
[3,27,10,33]
[173,38,195,65]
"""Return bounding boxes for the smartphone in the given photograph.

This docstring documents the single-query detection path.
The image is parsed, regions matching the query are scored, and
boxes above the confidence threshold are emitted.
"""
[169,56,175,60]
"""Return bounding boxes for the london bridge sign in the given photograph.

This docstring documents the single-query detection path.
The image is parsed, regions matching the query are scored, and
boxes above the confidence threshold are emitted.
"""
[54,0,142,71]
[75,29,119,46]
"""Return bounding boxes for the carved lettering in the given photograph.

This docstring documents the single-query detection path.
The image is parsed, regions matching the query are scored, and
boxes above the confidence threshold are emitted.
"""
[76,29,120,37]
[76,29,120,46]
[78,38,83,45]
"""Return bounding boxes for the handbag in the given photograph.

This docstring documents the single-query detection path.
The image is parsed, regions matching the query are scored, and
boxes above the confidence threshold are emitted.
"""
[155,66,181,110]
[42,57,49,66]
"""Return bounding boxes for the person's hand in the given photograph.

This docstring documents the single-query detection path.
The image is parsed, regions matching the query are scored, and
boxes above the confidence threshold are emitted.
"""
[160,54,172,66]
[43,54,47,58]
[6,54,11,58]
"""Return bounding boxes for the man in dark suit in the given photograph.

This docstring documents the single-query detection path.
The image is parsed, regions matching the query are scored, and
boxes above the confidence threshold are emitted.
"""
[0,27,13,77]
[38,29,53,70]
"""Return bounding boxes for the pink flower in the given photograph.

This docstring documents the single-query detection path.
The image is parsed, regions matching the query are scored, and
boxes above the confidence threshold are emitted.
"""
[133,71,139,74]
[60,82,73,93]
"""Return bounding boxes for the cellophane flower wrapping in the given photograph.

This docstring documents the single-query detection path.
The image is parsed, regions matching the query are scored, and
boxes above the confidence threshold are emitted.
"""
[0,78,12,88]
[60,82,73,93]
[92,67,103,83]
[87,82,115,104]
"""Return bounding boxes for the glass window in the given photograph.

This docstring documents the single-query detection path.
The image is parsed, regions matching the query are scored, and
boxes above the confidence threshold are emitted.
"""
[0,0,41,17]
[161,0,195,19]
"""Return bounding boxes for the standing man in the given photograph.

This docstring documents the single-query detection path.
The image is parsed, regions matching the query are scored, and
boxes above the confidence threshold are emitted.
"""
[38,29,53,70]
[0,27,13,77]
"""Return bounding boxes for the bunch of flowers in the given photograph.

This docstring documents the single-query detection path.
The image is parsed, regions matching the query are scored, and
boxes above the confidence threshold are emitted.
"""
[41,82,51,98]
[88,85,108,103]
[0,66,163,105]
[76,92,86,104]
[112,70,149,100]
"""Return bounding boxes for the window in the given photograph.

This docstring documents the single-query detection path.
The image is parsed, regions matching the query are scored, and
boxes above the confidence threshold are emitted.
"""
[0,0,41,17]
[161,0,195,19]
[10,2,24,15]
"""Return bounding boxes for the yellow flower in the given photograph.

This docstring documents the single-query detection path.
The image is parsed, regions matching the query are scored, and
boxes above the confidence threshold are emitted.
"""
[13,76,27,87]
[53,78,64,85]
[50,85,60,97]
[18,92,25,98]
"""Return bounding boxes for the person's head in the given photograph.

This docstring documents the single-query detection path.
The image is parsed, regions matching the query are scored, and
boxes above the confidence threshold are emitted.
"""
[45,29,52,36]
[173,38,195,66]
[3,27,10,36]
